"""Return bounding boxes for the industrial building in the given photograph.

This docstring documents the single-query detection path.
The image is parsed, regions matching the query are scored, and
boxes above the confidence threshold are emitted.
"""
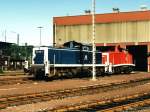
[53,10,150,72]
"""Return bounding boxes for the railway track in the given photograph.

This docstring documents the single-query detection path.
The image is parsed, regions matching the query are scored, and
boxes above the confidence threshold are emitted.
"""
[0,77,34,86]
[101,98,150,112]
[51,92,150,112]
[0,77,150,110]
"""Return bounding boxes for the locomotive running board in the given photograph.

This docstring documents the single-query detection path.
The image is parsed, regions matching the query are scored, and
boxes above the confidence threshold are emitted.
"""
[31,64,106,67]
[49,64,106,67]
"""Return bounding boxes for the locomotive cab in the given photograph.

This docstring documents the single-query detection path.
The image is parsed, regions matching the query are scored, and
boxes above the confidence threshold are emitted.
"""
[30,47,49,79]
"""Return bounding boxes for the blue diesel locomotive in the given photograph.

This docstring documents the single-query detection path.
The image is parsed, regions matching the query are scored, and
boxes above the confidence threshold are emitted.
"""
[30,41,106,79]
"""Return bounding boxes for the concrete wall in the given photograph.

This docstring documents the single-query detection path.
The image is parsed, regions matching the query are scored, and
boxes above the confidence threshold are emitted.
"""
[54,20,150,45]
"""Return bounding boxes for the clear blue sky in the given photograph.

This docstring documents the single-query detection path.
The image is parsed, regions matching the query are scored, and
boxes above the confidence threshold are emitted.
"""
[0,0,150,46]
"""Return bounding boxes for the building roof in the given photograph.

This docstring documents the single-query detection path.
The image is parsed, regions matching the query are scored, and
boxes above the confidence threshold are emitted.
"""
[53,10,150,26]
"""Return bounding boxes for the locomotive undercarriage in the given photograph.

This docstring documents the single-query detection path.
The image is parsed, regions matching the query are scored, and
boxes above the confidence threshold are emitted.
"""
[31,65,106,79]
[49,66,106,79]
[30,64,134,79]
[113,65,134,74]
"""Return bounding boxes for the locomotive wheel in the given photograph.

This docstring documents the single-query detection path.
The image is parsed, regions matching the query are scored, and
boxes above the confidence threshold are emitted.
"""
[70,69,77,77]
[114,67,121,74]
[62,72,68,78]
[66,71,73,78]
[35,69,45,80]
[87,69,92,77]
[96,71,102,76]
[80,69,91,77]
[123,66,133,74]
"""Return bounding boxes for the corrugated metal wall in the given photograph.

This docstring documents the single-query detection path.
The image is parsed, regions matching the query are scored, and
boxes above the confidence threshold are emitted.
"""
[55,20,150,45]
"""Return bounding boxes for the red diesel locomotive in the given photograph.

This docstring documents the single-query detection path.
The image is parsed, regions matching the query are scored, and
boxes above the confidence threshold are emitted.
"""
[102,46,134,74]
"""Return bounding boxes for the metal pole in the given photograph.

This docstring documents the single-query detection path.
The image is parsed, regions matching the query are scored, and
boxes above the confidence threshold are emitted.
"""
[54,23,57,47]
[54,54,55,75]
[92,0,96,80]
[17,34,19,45]
[37,26,43,46]
[10,31,19,45]
[40,28,41,46]
[5,30,6,42]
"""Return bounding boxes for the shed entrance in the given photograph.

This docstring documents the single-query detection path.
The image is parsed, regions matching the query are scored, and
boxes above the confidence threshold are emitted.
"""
[127,45,147,72]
